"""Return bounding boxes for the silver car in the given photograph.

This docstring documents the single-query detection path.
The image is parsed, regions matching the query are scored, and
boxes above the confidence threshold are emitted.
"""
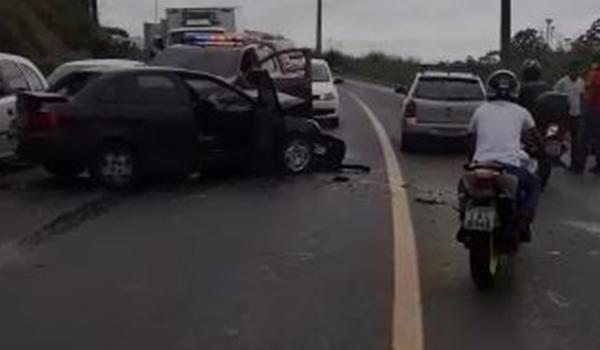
[399,71,486,150]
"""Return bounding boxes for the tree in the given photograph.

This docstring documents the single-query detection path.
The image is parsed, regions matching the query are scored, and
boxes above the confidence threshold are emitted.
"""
[511,28,550,59]
[573,18,600,57]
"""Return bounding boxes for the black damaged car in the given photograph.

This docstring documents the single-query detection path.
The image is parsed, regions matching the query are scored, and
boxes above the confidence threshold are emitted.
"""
[15,67,345,190]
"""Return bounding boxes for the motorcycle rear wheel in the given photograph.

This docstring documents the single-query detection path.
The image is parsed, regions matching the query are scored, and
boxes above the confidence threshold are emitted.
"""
[469,231,500,290]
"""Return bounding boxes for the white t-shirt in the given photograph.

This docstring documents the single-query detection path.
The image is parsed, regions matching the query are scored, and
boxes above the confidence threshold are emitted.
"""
[554,76,585,116]
[469,101,536,167]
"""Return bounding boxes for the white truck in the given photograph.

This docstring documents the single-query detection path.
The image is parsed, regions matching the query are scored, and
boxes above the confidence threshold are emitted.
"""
[146,7,245,53]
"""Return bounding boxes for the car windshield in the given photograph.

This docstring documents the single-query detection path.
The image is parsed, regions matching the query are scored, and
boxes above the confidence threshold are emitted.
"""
[311,62,331,82]
[415,77,485,101]
[150,47,241,78]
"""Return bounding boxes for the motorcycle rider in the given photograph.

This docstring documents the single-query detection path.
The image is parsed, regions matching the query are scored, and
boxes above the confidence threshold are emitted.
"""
[518,59,552,119]
[467,70,543,241]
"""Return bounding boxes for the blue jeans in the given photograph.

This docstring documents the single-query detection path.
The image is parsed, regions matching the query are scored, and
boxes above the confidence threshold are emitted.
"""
[501,163,541,220]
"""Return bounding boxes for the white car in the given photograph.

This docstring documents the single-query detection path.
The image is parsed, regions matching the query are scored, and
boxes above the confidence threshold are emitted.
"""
[398,70,486,151]
[0,53,48,160]
[47,59,143,87]
[311,59,341,127]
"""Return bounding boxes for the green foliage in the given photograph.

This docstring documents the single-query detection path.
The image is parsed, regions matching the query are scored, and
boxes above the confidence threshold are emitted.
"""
[0,0,141,73]
[327,18,600,86]
[572,18,600,65]
[510,28,550,60]
[323,50,420,85]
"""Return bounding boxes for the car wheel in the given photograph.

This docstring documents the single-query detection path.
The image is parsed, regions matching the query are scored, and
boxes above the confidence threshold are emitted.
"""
[43,162,84,180]
[92,143,140,190]
[330,116,340,128]
[401,133,415,152]
[282,135,313,174]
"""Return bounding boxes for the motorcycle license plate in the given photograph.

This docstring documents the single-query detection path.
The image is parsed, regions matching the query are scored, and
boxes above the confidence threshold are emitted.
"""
[545,141,563,157]
[464,207,496,232]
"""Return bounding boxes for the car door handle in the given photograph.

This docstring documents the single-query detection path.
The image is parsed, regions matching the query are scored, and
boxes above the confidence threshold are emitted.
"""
[7,108,14,117]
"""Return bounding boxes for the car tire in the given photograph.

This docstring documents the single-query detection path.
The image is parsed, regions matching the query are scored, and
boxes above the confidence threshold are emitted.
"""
[282,135,314,174]
[330,116,340,128]
[43,162,84,180]
[401,133,416,152]
[91,142,141,191]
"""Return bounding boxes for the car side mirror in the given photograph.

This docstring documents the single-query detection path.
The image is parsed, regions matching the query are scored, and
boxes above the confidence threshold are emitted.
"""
[333,77,344,85]
[395,85,408,95]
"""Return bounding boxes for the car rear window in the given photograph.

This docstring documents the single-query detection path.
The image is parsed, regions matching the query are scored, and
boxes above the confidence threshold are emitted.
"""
[151,48,242,78]
[48,71,101,97]
[415,77,484,101]
[311,63,331,82]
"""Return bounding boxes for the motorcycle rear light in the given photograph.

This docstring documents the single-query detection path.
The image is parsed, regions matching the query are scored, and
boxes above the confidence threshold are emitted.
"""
[473,168,500,189]
[404,100,417,119]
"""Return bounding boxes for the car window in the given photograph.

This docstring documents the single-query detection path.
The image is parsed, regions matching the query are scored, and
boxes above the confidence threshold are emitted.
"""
[0,60,29,94]
[184,77,253,112]
[311,63,331,82]
[240,49,260,75]
[49,72,101,97]
[17,63,45,91]
[415,77,485,101]
[257,46,278,74]
[279,52,308,77]
[121,74,183,106]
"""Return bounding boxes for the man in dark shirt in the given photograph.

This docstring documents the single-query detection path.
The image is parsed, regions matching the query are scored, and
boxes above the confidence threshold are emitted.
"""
[518,60,552,118]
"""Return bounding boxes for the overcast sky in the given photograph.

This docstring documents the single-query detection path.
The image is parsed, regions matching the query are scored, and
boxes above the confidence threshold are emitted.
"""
[98,0,598,61]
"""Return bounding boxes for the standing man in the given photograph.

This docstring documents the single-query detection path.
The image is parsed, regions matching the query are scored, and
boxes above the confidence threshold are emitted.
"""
[585,62,600,173]
[554,61,586,173]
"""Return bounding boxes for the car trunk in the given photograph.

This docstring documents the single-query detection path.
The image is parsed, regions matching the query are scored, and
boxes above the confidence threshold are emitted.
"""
[415,98,482,125]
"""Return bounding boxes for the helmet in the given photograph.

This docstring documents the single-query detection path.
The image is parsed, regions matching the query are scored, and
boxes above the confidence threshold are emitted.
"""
[487,70,519,100]
[522,59,542,82]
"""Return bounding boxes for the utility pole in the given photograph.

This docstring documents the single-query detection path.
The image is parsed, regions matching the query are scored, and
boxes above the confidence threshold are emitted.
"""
[500,0,511,62]
[316,0,323,56]
[87,0,99,25]
[155,0,159,22]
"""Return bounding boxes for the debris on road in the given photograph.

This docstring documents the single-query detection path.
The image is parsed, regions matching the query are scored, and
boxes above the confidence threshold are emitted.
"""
[414,193,448,206]
[19,195,123,248]
[331,175,350,183]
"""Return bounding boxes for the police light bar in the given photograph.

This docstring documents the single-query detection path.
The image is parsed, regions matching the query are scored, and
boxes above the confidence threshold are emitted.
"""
[184,32,247,47]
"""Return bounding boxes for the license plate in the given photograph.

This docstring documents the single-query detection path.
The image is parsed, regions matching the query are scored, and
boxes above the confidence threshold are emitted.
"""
[464,207,496,232]
[545,141,563,157]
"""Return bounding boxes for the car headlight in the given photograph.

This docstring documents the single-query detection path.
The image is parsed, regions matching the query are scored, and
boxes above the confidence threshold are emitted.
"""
[323,92,337,101]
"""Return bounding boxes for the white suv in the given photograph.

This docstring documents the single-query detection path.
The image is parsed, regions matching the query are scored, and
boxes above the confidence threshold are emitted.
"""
[0,53,48,159]
[399,71,486,151]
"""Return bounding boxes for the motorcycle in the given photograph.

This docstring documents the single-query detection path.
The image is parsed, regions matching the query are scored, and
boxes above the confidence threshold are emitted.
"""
[537,123,567,190]
[457,162,520,289]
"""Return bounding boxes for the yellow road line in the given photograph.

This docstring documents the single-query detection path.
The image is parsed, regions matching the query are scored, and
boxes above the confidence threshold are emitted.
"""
[348,92,424,350]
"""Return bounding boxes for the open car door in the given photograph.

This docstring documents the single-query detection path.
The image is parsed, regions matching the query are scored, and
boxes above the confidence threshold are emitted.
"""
[257,48,312,118]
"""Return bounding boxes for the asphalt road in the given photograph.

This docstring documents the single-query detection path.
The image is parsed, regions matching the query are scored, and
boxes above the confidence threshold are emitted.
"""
[1,80,600,350]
